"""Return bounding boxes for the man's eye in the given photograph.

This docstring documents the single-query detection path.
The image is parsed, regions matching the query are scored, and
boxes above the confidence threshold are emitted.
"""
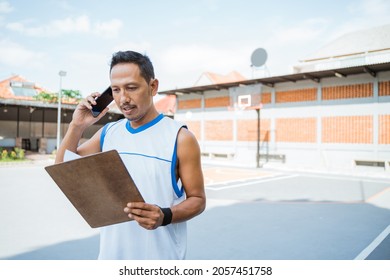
[127,87,137,91]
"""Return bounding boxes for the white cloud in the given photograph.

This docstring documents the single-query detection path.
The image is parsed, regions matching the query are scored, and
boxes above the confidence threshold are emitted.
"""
[201,0,220,11]
[0,39,47,68]
[112,41,153,55]
[57,0,73,11]
[6,15,123,38]
[257,18,332,73]
[0,1,12,13]
[154,18,333,89]
[267,18,330,45]
[349,0,390,18]
[12,51,113,96]
[161,44,250,73]
[155,44,253,90]
[93,19,123,38]
[53,15,90,33]
[172,16,201,28]
[333,0,390,39]
[62,51,112,95]
[6,15,90,36]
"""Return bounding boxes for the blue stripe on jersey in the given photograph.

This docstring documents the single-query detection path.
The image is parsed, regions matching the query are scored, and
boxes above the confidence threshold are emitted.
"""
[119,152,171,163]
[100,123,110,151]
[126,113,164,134]
[171,126,187,198]
[100,120,123,151]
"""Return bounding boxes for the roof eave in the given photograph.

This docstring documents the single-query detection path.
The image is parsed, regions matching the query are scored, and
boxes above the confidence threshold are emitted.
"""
[158,62,390,96]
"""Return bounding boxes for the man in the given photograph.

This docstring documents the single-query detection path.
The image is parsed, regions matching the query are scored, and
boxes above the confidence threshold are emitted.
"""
[55,50,206,259]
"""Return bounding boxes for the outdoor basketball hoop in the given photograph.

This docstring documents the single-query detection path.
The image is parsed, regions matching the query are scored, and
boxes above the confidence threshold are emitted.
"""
[228,101,264,168]
[228,102,248,114]
[245,103,263,111]
[228,94,254,111]
[227,102,263,112]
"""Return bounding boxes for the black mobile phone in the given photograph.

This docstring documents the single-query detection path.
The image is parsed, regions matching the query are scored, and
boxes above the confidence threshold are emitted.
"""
[91,87,113,117]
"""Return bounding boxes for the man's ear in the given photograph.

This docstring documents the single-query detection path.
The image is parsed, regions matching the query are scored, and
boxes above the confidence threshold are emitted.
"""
[150,78,159,96]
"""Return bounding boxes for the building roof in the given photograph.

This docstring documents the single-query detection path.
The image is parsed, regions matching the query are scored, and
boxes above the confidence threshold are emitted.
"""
[0,75,82,108]
[160,25,390,96]
[0,75,46,101]
[194,71,246,86]
[154,94,176,115]
[302,24,390,62]
[159,61,390,95]
[293,24,390,74]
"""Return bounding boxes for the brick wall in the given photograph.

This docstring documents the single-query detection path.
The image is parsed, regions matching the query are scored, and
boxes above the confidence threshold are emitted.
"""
[176,80,389,148]
[205,96,230,108]
[246,93,262,106]
[379,115,390,144]
[204,120,233,141]
[322,83,373,100]
[379,81,390,96]
[275,88,317,103]
[322,116,373,144]
[275,118,317,143]
[237,119,270,142]
[184,120,201,140]
[177,81,388,109]
[261,92,272,104]
[178,99,201,110]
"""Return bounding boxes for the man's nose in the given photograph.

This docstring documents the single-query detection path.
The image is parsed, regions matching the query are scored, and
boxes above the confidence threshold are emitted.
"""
[119,89,131,103]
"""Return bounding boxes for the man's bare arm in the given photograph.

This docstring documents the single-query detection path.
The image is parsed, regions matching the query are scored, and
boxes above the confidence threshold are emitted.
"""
[55,93,109,163]
[124,127,206,230]
[171,127,206,223]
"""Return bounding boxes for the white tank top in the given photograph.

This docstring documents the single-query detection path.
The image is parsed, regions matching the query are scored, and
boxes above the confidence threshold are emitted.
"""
[97,114,187,260]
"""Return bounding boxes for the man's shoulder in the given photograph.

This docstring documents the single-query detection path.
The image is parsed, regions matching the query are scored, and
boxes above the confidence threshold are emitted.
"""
[161,116,187,129]
[101,118,126,136]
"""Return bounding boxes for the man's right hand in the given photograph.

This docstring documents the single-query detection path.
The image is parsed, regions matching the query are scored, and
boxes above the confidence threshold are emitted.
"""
[71,92,110,129]
[54,92,110,163]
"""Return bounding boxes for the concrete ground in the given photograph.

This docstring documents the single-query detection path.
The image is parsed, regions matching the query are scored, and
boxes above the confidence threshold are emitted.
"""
[0,155,389,260]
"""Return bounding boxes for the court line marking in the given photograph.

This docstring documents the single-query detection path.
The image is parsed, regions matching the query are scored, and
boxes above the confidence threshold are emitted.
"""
[354,225,390,260]
[205,173,284,187]
[366,187,390,202]
[299,173,390,184]
[206,174,299,191]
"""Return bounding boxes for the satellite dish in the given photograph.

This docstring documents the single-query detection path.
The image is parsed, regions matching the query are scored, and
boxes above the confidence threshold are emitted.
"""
[251,48,268,67]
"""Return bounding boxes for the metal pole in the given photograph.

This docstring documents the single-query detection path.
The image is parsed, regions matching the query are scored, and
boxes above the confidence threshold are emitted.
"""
[42,109,45,137]
[256,108,260,168]
[16,107,20,138]
[56,71,66,151]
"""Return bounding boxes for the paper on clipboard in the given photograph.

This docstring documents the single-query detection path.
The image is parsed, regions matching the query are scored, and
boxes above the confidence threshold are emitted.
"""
[64,149,81,161]
[45,149,144,228]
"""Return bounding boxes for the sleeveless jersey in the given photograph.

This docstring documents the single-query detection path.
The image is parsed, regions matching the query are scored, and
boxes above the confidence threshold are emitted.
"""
[97,114,187,260]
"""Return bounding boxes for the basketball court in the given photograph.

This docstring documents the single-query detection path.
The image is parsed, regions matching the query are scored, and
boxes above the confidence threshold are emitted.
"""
[0,162,389,260]
[187,166,390,259]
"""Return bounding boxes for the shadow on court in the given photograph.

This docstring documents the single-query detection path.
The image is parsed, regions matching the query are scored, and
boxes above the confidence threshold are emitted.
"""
[4,235,99,260]
[3,201,389,260]
[1,164,389,260]
[187,201,390,260]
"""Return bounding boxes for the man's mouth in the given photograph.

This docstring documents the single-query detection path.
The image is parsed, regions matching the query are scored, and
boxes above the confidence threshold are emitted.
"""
[121,104,137,114]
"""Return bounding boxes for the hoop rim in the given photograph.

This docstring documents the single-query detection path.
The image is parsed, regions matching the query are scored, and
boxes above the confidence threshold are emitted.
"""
[227,103,263,111]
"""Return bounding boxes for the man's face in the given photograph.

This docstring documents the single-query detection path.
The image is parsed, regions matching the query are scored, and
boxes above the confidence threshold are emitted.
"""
[110,63,158,125]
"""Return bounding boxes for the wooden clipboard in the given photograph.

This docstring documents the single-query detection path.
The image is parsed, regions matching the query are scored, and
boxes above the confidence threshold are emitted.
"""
[45,150,144,228]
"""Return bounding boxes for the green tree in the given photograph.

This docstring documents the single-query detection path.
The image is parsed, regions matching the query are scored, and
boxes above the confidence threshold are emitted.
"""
[34,89,82,103]
[34,91,57,103]
[62,89,82,101]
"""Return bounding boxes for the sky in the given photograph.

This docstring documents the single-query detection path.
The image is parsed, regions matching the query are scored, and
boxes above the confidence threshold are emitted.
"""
[0,0,390,96]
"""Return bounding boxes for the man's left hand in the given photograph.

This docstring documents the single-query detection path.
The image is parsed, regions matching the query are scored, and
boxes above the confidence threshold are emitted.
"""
[124,202,164,230]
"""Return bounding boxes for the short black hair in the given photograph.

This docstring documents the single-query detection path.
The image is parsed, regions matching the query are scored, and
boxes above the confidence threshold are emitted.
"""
[110,51,155,83]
